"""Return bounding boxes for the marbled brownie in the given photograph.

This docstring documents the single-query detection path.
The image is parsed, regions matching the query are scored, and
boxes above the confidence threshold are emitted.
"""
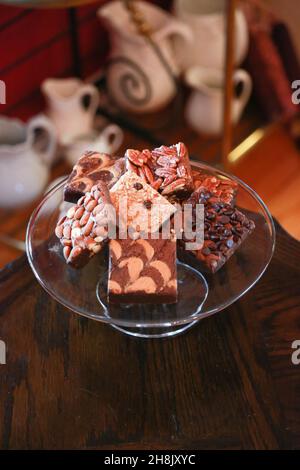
[108,233,177,304]
[64,151,124,203]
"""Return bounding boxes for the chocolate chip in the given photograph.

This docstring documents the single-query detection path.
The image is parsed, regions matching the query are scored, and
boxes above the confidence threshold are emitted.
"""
[236,213,245,222]
[219,215,230,224]
[223,209,234,216]
[207,241,217,250]
[144,200,152,209]
[210,234,220,241]
[219,243,227,252]
[133,182,143,190]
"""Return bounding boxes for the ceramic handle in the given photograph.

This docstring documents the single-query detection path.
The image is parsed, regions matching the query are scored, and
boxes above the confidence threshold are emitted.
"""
[100,124,123,154]
[233,69,252,114]
[27,115,57,167]
[79,84,100,114]
[157,19,193,44]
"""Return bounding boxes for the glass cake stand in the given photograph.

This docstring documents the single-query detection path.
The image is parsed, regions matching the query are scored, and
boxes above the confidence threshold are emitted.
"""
[26,161,275,338]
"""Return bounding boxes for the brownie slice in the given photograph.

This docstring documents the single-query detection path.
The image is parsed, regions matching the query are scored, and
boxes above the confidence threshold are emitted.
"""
[108,233,177,304]
[64,151,124,203]
[125,142,194,198]
[55,182,113,268]
[181,191,255,273]
[110,171,177,235]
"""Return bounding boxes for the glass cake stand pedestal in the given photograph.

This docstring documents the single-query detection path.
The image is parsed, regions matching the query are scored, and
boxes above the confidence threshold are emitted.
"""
[26,161,275,339]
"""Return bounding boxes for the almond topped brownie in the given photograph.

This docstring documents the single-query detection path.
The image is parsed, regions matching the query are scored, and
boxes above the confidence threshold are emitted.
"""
[55,181,113,268]
[125,142,194,198]
[64,151,124,203]
[108,232,177,304]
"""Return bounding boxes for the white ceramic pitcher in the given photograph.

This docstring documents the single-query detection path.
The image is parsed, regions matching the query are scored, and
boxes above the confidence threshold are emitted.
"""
[42,78,99,145]
[173,0,249,71]
[184,67,252,136]
[0,115,57,208]
[98,0,192,113]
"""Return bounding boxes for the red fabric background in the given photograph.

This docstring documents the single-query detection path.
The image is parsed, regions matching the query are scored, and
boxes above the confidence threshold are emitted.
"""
[0,1,109,120]
[0,0,171,120]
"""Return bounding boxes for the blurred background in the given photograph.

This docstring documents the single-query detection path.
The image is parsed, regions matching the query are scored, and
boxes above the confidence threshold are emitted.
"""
[0,0,300,268]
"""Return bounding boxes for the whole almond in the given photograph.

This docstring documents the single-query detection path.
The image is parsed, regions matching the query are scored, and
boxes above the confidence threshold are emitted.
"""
[86,199,97,213]
[93,203,104,216]
[63,225,71,239]
[71,227,81,239]
[68,245,83,261]
[77,195,85,206]
[62,239,72,247]
[67,206,76,219]
[63,246,71,260]
[74,206,84,219]
[83,220,94,236]
[55,224,64,239]
[57,215,66,226]
[83,195,92,207]
[80,212,90,227]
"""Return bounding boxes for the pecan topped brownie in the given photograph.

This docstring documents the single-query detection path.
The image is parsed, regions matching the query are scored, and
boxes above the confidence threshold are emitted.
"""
[64,151,124,203]
[125,142,194,197]
[191,171,238,206]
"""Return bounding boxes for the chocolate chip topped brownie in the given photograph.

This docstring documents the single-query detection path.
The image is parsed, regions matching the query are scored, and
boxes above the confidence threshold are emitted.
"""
[110,171,177,235]
[181,190,255,273]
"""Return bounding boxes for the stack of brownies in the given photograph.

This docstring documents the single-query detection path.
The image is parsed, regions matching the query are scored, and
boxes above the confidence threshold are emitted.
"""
[55,143,255,304]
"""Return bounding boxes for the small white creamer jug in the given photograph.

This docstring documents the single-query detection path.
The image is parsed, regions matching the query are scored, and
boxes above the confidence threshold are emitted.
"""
[184,67,252,136]
[42,78,99,145]
[0,114,57,208]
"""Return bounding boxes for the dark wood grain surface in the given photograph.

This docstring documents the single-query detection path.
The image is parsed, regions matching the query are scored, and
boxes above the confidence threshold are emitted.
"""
[0,220,300,450]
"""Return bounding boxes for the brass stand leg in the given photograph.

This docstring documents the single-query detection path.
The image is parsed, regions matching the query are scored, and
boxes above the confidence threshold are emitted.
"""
[222,0,236,169]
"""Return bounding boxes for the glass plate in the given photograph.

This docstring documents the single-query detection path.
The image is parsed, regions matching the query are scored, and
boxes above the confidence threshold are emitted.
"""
[26,161,275,338]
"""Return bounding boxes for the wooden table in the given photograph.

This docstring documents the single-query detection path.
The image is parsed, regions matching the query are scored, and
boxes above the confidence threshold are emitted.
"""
[0,220,300,450]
